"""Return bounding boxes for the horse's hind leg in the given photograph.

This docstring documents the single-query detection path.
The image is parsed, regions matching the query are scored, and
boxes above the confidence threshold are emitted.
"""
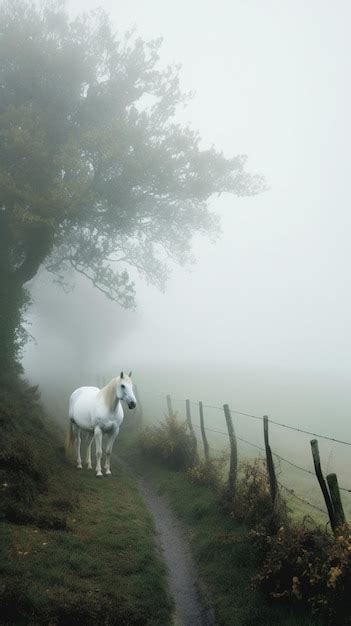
[76,429,83,469]
[85,433,94,469]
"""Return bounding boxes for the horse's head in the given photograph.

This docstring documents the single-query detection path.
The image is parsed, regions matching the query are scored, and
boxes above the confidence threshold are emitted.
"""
[117,371,137,409]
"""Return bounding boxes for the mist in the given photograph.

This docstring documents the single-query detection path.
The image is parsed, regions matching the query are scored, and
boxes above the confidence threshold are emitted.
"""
[20,1,351,501]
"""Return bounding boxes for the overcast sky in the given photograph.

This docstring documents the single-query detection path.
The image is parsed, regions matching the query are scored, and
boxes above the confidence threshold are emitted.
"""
[24,1,351,416]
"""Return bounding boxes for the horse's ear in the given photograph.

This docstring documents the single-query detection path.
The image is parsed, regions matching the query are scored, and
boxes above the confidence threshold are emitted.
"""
[129,370,132,377]
[120,371,124,379]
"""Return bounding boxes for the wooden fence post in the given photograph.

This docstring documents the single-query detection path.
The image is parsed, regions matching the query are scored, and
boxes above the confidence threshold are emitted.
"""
[199,401,210,463]
[223,404,238,498]
[166,395,174,418]
[263,415,278,507]
[326,473,346,529]
[186,400,199,462]
[310,439,337,532]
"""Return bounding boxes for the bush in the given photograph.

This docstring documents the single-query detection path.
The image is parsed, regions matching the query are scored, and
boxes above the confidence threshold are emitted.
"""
[186,456,225,489]
[138,416,196,471]
[252,522,351,623]
[223,459,287,533]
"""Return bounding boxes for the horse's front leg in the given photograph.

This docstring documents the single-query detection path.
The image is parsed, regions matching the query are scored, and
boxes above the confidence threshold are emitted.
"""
[104,426,119,476]
[76,428,82,469]
[85,432,94,469]
[94,426,103,477]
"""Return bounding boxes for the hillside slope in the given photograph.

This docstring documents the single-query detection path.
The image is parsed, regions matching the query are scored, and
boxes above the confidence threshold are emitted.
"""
[0,378,172,625]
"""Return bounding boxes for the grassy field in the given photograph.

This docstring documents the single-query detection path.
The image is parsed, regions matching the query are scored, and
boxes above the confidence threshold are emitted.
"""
[0,469,173,625]
[0,379,173,625]
[119,430,319,626]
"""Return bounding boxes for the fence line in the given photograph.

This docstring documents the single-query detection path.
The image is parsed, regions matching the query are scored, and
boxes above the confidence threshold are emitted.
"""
[188,400,263,422]
[277,481,329,517]
[339,485,351,493]
[141,387,351,447]
[193,423,266,453]
[191,416,351,494]
[140,388,351,502]
[271,453,316,477]
[142,391,351,529]
[269,419,351,447]
[250,464,329,517]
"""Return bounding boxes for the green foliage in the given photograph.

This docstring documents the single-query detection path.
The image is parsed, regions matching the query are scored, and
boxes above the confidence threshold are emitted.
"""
[120,442,316,626]
[138,415,196,470]
[0,0,263,298]
[0,376,72,528]
[0,271,30,372]
[186,456,225,489]
[0,0,264,369]
[0,434,48,521]
[223,459,288,533]
[253,523,351,624]
[0,378,173,624]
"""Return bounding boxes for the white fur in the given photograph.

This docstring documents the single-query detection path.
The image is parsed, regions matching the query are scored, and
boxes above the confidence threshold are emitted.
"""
[67,374,136,476]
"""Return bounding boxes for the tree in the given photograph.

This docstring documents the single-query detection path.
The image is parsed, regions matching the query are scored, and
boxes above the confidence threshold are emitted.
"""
[0,0,265,372]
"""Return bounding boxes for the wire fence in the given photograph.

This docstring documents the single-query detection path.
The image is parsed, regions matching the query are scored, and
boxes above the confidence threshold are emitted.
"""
[189,420,350,493]
[277,481,329,517]
[170,396,351,447]
[140,388,351,523]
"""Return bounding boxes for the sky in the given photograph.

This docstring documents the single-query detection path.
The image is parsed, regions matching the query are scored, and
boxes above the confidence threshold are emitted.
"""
[23,1,351,443]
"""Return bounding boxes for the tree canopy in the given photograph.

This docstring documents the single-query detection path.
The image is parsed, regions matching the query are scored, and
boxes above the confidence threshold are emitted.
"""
[0,0,264,310]
[0,0,266,370]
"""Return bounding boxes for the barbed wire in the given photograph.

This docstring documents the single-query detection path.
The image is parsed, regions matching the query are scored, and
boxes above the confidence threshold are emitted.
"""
[272,453,316,477]
[277,481,329,517]
[187,400,263,421]
[268,418,351,447]
[141,389,351,494]
[236,436,266,453]
[144,415,351,510]
[339,485,351,494]
[209,444,231,454]
[192,424,314,471]
[192,423,230,437]
[251,466,329,517]
[149,391,351,447]
[189,421,351,493]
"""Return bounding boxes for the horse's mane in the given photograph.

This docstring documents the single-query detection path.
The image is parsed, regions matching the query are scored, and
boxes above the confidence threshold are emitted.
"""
[99,377,119,412]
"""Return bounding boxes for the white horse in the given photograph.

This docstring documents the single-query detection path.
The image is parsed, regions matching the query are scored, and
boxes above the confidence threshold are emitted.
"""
[65,372,136,477]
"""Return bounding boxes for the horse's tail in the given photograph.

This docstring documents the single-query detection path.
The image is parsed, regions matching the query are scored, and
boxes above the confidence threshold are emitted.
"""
[65,419,75,455]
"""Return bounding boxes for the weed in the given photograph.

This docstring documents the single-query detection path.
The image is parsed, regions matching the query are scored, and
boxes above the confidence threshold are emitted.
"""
[253,522,351,623]
[138,415,196,470]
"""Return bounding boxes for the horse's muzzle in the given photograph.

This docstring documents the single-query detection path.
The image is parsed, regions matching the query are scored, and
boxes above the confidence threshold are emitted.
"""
[128,401,137,410]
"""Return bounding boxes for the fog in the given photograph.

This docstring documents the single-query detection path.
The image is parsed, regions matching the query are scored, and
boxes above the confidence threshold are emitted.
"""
[22,1,351,500]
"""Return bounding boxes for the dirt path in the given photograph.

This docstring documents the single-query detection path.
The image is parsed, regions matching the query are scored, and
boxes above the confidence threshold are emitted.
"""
[121,462,215,625]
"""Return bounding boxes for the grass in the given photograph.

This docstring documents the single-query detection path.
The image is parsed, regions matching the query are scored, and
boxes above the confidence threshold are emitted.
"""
[119,430,319,626]
[0,469,173,625]
[0,377,173,625]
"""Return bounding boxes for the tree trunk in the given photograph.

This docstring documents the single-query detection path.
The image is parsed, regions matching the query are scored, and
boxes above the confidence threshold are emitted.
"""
[0,212,52,376]
[0,267,26,377]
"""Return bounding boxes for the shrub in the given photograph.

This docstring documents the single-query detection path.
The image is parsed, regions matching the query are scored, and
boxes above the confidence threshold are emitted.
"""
[222,459,287,533]
[138,416,196,471]
[186,456,225,489]
[252,522,351,623]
